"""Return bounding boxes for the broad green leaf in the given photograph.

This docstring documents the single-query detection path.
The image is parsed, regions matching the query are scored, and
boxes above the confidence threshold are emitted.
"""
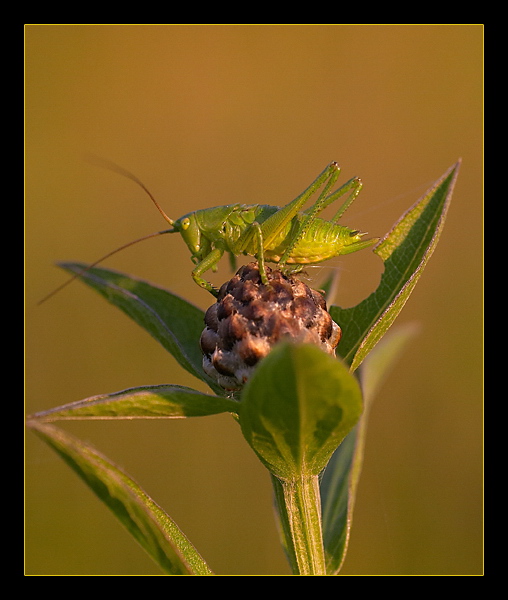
[331,161,460,371]
[242,343,363,575]
[239,343,363,480]
[320,323,419,574]
[58,263,222,394]
[27,420,213,575]
[29,384,239,421]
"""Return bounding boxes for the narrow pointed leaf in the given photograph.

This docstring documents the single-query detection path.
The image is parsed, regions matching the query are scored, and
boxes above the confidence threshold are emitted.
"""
[239,343,363,480]
[58,263,222,394]
[29,384,239,421]
[320,323,419,573]
[331,161,460,371]
[27,420,213,575]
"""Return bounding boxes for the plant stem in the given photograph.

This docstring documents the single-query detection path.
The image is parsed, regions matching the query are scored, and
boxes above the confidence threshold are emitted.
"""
[279,475,326,575]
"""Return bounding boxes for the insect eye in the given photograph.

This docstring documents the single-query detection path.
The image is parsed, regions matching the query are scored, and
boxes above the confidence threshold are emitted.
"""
[181,218,191,230]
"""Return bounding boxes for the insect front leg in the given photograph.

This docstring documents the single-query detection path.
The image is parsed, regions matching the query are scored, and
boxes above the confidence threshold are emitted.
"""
[192,247,224,296]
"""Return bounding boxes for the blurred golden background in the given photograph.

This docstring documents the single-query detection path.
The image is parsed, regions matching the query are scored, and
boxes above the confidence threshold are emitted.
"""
[25,25,483,575]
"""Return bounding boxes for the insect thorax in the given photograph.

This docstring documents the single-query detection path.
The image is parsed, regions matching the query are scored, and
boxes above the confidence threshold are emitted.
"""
[196,204,277,249]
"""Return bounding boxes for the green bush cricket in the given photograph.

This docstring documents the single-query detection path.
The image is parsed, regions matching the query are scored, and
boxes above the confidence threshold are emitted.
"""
[40,160,378,302]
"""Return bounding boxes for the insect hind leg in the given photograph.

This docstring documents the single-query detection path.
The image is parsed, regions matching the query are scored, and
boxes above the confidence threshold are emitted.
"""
[257,162,341,252]
[252,222,269,285]
[329,176,363,222]
[278,165,344,267]
[278,174,364,268]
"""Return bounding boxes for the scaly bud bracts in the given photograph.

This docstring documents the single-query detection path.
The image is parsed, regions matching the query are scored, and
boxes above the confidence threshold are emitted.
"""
[200,262,341,391]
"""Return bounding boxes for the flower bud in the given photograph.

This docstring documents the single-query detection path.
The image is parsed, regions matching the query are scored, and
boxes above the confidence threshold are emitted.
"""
[200,262,341,391]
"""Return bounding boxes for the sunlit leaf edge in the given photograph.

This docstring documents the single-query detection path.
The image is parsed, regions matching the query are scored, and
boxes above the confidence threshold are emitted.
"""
[330,161,459,372]
[27,420,213,575]
[29,383,239,421]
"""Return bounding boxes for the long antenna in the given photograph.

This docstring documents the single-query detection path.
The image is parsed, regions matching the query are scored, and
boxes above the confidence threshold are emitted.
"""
[84,154,175,226]
[38,156,177,304]
[37,228,176,305]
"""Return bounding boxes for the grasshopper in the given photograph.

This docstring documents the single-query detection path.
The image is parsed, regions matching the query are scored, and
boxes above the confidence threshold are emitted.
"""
[40,160,377,302]
[165,161,378,295]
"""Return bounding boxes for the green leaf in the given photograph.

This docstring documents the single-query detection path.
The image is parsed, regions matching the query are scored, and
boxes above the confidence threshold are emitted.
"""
[58,263,222,394]
[29,384,239,421]
[239,342,363,480]
[240,343,362,575]
[27,420,213,575]
[331,161,460,371]
[320,323,419,574]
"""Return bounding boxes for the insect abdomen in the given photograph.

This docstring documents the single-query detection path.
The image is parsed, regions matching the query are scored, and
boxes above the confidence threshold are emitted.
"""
[264,215,354,264]
[208,205,361,265]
